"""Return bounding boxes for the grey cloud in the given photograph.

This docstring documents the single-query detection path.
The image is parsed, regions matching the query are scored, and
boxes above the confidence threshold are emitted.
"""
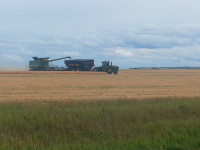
[1,0,200,69]
[1,25,200,68]
[2,54,23,62]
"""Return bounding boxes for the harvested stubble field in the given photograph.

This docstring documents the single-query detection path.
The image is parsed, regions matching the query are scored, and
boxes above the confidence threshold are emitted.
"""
[0,69,200,102]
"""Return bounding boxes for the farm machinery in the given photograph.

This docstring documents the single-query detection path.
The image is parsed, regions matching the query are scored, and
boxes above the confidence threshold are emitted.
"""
[29,56,119,74]
[65,59,119,74]
[93,60,119,74]
[29,56,71,71]
[64,59,94,71]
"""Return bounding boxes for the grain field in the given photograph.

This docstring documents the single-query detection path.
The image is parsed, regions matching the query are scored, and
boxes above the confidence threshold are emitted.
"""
[1,69,200,101]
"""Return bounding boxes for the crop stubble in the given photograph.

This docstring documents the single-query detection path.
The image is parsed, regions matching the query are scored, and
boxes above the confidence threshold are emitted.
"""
[0,70,200,101]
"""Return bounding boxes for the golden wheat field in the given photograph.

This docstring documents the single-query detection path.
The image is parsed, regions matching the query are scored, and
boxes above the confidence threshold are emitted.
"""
[1,69,200,102]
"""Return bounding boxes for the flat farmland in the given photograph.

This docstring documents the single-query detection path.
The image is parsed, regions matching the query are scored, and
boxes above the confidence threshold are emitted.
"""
[1,70,200,149]
[1,69,200,101]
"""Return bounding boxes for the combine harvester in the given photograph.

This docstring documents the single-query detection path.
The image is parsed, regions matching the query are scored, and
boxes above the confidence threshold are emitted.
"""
[29,56,71,71]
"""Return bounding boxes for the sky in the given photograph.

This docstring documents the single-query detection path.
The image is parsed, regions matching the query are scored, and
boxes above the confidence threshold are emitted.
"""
[0,0,200,69]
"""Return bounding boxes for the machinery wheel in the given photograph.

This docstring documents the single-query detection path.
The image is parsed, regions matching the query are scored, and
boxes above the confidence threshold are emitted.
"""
[107,68,113,74]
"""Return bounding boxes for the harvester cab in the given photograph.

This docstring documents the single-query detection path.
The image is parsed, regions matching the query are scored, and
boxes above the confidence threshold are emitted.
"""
[32,57,50,61]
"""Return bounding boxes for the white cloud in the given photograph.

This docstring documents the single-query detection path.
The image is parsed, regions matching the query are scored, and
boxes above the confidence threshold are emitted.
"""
[0,42,18,49]
[48,51,80,57]
[1,24,200,68]
[83,40,98,47]
[1,0,200,69]
[114,48,133,57]
[19,48,35,56]
[2,54,23,62]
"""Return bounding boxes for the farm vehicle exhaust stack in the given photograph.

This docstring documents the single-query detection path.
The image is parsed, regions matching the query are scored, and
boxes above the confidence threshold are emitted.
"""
[29,57,119,74]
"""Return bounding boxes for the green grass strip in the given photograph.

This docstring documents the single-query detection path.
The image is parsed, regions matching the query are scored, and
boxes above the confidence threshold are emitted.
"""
[0,98,200,150]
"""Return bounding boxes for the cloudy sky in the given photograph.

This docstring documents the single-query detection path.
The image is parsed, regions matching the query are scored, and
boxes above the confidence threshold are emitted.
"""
[0,0,200,69]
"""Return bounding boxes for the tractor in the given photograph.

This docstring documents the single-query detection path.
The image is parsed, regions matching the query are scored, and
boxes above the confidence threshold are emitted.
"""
[92,60,119,74]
